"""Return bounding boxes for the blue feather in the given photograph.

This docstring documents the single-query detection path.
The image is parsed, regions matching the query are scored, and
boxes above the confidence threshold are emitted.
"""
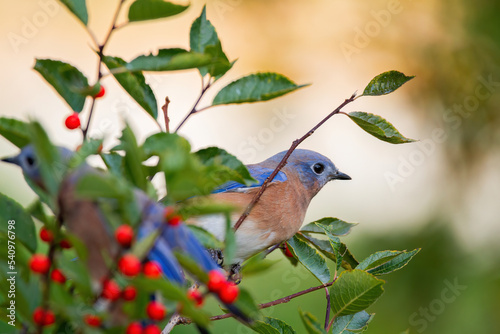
[212,166,287,194]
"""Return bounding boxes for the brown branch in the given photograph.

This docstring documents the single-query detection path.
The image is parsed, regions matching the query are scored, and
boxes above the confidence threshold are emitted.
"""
[162,97,171,133]
[324,285,331,330]
[178,279,337,325]
[175,79,212,133]
[233,92,358,231]
[83,0,125,140]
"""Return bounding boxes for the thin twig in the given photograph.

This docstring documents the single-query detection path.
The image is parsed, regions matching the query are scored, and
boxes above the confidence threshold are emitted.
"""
[324,285,331,330]
[175,79,212,133]
[326,315,337,333]
[263,242,282,257]
[178,280,337,324]
[163,312,180,334]
[162,97,171,133]
[233,91,358,231]
[82,0,126,140]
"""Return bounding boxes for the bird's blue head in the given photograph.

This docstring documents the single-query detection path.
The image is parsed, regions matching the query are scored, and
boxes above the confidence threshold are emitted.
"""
[266,149,350,194]
[2,145,73,186]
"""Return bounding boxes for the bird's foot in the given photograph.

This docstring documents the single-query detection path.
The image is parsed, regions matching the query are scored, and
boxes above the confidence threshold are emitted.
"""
[207,249,224,267]
[229,263,242,285]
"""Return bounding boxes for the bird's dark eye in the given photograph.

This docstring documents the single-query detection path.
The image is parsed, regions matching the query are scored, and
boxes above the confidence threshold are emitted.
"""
[26,156,35,167]
[312,163,325,174]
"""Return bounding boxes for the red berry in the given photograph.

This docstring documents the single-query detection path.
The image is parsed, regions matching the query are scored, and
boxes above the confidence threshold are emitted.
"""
[187,288,204,307]
[284,244,294,258]
[84,314,101,327]
[122,285,137,301]
[50,269,66,284]
[101,279,121,300]
[39,227,54,243]
[95,85,105,98]
[207,270,226,293]
[118,254,142,277]
[115,225,134,247]
[146,301,166,320]
[143,261,162,278]
[64,113,81,130]
[144,324,161,334]
[163,207,175,221]
[33,307,55,326]
[59,239,72,249]
[29,254,51,274]
[167,215,182,226]
[218,281,239,304]
[126,322,143,334]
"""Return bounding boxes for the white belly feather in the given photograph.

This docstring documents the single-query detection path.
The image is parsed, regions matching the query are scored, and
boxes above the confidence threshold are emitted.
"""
[192,214,275,263]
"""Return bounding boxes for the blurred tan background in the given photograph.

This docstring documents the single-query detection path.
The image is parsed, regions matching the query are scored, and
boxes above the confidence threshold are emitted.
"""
[1,0,499,333]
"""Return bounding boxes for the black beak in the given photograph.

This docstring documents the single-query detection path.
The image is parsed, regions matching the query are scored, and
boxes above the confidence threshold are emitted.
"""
[332,171,351,180]
[1,156,18,165]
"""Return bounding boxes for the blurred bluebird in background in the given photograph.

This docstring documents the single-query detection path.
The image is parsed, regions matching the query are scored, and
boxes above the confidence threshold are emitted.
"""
[189,149,351,265]
[2,145,246,326]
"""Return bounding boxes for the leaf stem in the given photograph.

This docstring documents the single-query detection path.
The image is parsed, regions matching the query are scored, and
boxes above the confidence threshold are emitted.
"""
[233,92,358,231]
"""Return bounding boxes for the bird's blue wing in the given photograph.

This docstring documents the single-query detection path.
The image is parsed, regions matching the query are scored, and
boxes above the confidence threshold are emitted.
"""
[212,166,287,194]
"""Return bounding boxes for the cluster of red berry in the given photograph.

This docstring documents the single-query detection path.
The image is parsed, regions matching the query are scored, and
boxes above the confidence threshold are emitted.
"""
[30,206,239,329]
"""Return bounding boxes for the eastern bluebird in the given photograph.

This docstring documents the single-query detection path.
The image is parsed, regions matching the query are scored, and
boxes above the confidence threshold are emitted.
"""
[189,149,350,264]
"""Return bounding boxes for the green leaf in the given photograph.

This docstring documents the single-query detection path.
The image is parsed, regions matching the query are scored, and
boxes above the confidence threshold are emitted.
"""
[174,252,209,283]
[126,48,215,72]
[331,311,374,334]
[100,152,124,177]
[347,112,415,144]
[144,133,243,201]
[102,55,158,119]
[68,138,103,168]
[0,194,37,252]
[187,225,223,249]
[253,317,297,334]
[34,59,89,112]
[212,73,308,105]
[190,6,231,77]
[28,121,66,196]
[118,124,147,191]
[287,235,330,283]
[301,233,359,270]
[330,270,385,317]
[195,147,256,185]
[0,117,31,148]
[178,197,236,218]
[356,249,420,275]
[224,213,236,265]
[75,173,128,199]
[320,226,344,273]
[57,250,93,298]
[128,0,188,22]
[59,0,88,25]
[301,218,357,236]
[299,309,326,334]
[242,253,279,277]
[132,229,159,259]
[231,287,261,321]
[362,70,414,96]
